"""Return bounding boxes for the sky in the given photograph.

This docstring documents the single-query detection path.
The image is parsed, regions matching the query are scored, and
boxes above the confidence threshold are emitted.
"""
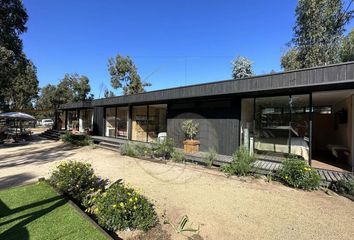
[22,0,354,98]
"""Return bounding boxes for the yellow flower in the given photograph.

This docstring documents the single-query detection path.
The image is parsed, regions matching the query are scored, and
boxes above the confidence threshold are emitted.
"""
[120,202,124,208]
[103,192,107,197]
[127,192,131,196]
[134,197,138,201]
[94,208,99,213]
[133,206,137,210]
[285,176,288,179]
[129,198,133,202]
[112,204,117,208]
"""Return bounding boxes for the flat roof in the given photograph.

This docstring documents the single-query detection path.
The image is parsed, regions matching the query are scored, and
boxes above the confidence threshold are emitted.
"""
[59,61,354,109]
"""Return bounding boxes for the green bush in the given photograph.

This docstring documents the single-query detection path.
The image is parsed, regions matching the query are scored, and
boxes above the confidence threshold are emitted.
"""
[50,160,100,202]
[150,138,175,160]
[330,179,354,196]
[86,181,158,231]
[134,143,152,158]
[204,148,217,167]
[61,131,93,146]
[277,157,321,190]
[171,150,186,163]
[221,145,255,176]
[120,143,138,157]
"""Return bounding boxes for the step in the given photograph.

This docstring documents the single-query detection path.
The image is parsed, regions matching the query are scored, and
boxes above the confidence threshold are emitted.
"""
[96,144,120,152]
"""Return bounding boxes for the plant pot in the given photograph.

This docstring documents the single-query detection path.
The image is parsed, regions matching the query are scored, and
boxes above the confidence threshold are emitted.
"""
[183,140,200,153]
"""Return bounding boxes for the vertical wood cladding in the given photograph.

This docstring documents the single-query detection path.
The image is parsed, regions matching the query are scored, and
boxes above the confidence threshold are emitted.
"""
[93,107,104,136]
[167,98,241,155]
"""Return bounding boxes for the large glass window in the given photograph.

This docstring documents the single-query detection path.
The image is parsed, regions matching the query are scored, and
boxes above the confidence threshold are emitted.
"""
[80,109,93,132]
[67,110,78,130]
[132,106,148,141]
[105,107,116,137]
[148,104,167,142]
[253,95,310,161]
[116,107,128,138]
[132,104,167,142]
[57,110,66,130]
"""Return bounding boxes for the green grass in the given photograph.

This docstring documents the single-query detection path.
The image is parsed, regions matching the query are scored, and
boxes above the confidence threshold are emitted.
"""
[0,181,108,240]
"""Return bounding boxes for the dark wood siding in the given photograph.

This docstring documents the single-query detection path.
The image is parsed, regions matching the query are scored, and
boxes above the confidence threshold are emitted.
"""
[167,98,241,155]
[93,107,104,136]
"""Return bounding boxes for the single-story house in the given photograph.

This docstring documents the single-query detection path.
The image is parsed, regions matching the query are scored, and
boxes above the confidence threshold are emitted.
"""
[57,61,354,172]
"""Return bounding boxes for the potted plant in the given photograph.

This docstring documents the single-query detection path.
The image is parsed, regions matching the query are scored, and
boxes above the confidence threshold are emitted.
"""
[181,120,200,153]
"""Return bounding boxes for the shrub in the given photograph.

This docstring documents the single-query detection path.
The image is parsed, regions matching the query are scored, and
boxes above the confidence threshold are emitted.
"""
[221,145,255,176]
[171,150,186,163]
[204,148,217,167]
[134,143,152,158]
[330,179,354,197]
[50,160,100,202]
[61,131,93,146]
[277,157,321,190]
[181,120,199,140]
[120,143,138,157]
[87,181,158,231]
[150,138,175,160]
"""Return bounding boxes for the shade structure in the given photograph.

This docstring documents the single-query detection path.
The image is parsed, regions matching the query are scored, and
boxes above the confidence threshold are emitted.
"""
[0,112,36,121]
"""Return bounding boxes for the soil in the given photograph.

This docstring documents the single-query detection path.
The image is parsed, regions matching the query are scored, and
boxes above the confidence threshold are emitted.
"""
[1,141,354,240]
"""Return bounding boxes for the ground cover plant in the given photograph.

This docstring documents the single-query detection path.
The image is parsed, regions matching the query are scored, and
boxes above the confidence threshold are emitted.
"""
[204,148,217,167]
[85,181,158,231]
[0,181,107,240]
[221,145,256,176]
[330,179,354,197]
[50,160,102,203]
[61,131,93,146]
[277,157,321,190]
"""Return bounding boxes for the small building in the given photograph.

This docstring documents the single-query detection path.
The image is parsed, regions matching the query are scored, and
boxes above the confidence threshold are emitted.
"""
[58,61,354,172]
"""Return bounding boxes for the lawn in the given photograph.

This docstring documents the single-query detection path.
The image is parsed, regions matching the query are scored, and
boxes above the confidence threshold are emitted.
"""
[0,181,108,240]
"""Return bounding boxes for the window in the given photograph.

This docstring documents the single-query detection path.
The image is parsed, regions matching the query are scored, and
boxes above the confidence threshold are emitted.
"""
[105,108,116,137]
[148,104,167,142]
[81,109,93,132]
[67,110,78,130]
[116,107,128,138]
[132,106,148,141]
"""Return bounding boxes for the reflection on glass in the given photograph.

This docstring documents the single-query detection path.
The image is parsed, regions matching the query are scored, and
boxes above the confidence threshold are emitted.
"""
[81,109,93,132]
[116,107,128,138]
[132,106,148,141]
[148,104,167,142]
[67,110,78,130]
[105,108,116,137]
[58,110,66,130]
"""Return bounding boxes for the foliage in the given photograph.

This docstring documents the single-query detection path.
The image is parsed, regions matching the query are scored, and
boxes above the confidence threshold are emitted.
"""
[231,56,254,79]
[120,142,139,157]
[86,181,158,231]
[330,179,354,197]
[341,28,354,62]
[277,157,321,190]
[181,120,199,140]
[104,89,116,98]
[204,148,217,167]
[281,0,353,70]
[150,138,175,159]
[166,215,200,234]
[61,131,93,146]
[0,0,39,110]
[171,150,186,163]
[221,145,255,176]
[0,181,107,240]
[108,54,151,95]
[133,142,152,158]
[50,161,100,202]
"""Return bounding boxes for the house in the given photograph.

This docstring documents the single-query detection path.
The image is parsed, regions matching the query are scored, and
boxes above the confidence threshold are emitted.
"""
[57,61,354,173]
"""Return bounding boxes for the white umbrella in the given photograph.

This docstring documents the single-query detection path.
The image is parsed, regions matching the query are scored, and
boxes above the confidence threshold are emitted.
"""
[0,112,36,121]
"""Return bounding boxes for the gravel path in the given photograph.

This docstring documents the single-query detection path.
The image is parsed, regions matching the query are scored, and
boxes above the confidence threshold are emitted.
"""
[1,141,353,240]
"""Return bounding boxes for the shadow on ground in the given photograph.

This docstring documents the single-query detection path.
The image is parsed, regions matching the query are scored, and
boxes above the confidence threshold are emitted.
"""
[0,173,36,189]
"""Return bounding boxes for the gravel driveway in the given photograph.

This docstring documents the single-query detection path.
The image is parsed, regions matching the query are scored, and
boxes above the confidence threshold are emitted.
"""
[1,141,353,240]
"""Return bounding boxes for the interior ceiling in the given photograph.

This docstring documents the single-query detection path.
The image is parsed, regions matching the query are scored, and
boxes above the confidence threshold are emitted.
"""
[312,89,354,106]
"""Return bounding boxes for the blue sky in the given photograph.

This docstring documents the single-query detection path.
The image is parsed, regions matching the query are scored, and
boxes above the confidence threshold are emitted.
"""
[22,0,354,98]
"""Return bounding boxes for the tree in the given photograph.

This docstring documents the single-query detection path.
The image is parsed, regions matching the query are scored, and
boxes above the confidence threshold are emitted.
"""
[0,0,39,110]
[341,28,354,62]
[281,0,353,70]
[56,73,93,103]
[232,56,254,79]
[108,54,151,95]
[104,89,115,98]
[36,84,58,111]
[4,59,39,110]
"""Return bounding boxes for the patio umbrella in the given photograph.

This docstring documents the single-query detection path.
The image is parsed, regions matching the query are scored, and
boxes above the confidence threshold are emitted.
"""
[0,112,36,121]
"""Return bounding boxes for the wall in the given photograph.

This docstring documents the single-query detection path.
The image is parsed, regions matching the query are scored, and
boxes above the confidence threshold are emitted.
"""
[167,98,241,155]
[93,107,104,136]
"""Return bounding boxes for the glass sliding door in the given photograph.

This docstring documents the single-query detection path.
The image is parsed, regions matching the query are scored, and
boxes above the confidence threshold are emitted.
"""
[81,109,93,133]
[254,95,310,161]
[105,107,116,137]
[289,95,310,162]
[148,104,167,142]
[132,106,148,141]
[67,110,78,130]
[116,107,128,138]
